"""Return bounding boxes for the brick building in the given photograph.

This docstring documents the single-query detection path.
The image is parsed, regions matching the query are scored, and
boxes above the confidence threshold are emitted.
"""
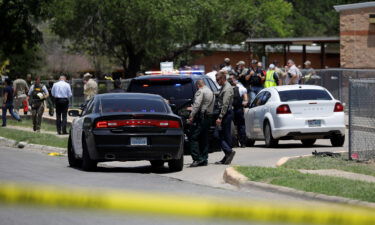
[334,2,375,69]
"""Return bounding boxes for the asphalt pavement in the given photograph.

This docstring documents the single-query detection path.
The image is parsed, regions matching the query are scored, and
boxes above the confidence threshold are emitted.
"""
[0,142,348,225]
[0,111,351,225]
[104,136,348,189]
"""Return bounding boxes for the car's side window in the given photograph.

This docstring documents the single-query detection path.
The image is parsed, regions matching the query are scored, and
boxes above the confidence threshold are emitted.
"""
[260,91,271,105]
[250,92,265,108]
[206,78,218,92]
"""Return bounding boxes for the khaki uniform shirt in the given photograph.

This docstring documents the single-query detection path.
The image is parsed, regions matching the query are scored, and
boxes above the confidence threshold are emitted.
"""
[84,79,98,100]
[189,86,214,119]
[217,81,234,119]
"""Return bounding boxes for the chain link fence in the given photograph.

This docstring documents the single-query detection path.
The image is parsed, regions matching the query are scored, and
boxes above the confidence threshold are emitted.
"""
[300,69,375,108]
[349,79,375,161]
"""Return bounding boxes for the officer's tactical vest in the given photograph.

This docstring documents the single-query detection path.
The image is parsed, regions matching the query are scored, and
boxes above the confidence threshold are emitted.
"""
[31,84,45,108]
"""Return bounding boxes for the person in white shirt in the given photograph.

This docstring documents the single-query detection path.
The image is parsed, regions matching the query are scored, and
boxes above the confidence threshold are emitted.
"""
[221,58,234,77]
[284,59,301,85]
[51,75,72,135]
[205,65,220,89]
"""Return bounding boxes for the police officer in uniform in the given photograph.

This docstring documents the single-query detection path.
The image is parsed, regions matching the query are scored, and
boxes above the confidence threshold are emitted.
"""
[188,80,215,167]
[28,76,49,132]
[215,70,236,165]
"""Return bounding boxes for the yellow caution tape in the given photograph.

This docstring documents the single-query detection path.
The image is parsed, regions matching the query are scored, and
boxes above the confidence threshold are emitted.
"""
[0,181,374,225]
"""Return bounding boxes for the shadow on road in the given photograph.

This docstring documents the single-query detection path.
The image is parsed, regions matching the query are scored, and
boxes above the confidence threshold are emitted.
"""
[252,143,336,149]
[67,163,191,174]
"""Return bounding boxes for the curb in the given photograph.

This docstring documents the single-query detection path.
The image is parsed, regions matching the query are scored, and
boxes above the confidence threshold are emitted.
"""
[223,167,375,209]
[0,136,66,155]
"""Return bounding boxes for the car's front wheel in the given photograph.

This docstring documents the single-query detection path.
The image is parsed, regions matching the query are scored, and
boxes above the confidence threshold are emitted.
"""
[301,139,316,147]
[264,122,278,148]
[81,137,97,171]
[68,134,82,168]
[330,135,345,147]
[168,155,184,172]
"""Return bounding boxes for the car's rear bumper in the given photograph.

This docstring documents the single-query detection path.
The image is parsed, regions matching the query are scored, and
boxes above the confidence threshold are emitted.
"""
[87,129,184,161]
[272,113,345,139]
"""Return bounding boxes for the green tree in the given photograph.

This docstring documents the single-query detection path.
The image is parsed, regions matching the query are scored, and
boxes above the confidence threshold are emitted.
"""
[49,0,292,77]
[288,0,368,36]
[0,0,50,77]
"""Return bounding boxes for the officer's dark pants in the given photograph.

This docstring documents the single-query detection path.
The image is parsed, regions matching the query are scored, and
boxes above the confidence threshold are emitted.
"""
[31,103,44,131]
[47,96,55,116]
[233,107,246,146]
[55,98,69,134]
[190,115,212,162]
[219,110,233,154]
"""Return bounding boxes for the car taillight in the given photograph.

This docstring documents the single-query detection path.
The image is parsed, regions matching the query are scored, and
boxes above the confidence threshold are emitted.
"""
[96,121,109,128]
[95,119,180,128]
[334,102,344,112]
[276,104,292,114]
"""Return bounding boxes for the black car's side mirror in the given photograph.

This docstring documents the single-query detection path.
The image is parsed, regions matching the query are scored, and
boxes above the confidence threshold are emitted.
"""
[68,109,80,117]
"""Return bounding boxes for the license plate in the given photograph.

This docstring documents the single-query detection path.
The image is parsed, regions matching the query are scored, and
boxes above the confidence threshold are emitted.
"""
[130,137,147,146]
[308,120,321,127]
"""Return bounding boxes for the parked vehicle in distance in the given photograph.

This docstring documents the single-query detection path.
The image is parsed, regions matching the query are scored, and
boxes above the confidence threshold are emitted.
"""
[244,85,346,147]
[67,93,184,172]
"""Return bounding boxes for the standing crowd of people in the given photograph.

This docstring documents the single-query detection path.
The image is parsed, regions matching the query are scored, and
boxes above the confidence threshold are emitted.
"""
[1,57,315,168]
[187,57,314,167]
[1,73,100,135]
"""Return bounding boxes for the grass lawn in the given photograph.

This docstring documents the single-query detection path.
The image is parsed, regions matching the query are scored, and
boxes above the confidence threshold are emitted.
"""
[7,117,70,132]
[0,127,67,148]
[236,166,375,203]
[282,155,375,177]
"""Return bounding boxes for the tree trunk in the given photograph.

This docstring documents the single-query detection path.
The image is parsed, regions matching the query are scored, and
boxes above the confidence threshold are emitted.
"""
[127,55,141,78]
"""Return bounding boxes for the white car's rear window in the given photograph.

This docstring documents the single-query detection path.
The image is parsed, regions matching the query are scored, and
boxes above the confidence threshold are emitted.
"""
[279,90,332,102]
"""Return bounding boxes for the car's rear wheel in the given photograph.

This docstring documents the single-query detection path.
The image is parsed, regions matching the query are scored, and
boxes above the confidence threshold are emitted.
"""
[68,134,82,168]
[81,137,97,171]
[150,160,164,168]
[264,122,278,148]
[301,139,316,147]
[330,135,345,147]
[245,138,255,147]
[168,155,184,172]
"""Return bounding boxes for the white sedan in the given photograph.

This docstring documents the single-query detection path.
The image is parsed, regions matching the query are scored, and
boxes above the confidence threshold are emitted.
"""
[244,85,346,147]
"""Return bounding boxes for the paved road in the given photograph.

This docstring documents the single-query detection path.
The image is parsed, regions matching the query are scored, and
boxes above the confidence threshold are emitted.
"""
[0,135,348,225]
[107,136,348,188]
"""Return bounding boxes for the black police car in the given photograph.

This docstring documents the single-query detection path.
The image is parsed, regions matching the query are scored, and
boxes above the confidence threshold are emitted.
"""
[68,93,184,172]
[127,74,220,152]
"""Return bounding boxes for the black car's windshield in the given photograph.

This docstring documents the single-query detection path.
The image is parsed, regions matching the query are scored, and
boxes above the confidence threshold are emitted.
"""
[279,89,332,102]
[100,98,167,113]
[128,79,194,100]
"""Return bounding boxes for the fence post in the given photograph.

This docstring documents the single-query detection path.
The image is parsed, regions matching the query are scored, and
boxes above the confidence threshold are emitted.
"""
[348,79,352,160]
